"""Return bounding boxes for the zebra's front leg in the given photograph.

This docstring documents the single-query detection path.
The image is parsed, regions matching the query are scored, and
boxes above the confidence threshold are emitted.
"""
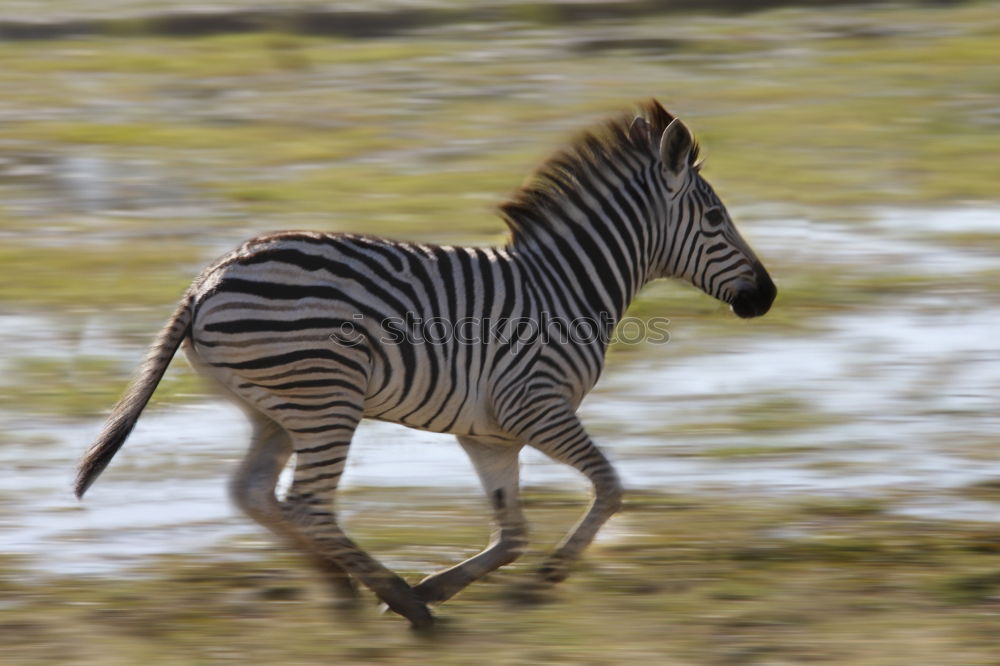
[413,437,528,604]
[524,410,624,586]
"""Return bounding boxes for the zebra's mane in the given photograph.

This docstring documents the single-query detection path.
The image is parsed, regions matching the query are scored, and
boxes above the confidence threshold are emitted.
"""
[499,98,700,242]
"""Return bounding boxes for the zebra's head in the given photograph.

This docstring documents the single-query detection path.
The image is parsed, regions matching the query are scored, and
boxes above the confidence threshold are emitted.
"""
[636,105,776,319]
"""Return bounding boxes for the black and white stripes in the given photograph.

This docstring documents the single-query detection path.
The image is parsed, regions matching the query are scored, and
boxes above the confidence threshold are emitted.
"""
[75,99,775,628]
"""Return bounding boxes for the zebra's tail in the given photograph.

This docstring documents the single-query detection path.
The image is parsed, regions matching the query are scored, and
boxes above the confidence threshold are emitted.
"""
[74,292,194,499]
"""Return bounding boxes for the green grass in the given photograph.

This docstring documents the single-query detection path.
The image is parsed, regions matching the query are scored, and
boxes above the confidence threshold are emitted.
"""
[0,355,204,418]
[214,162,519,243]
[8,122,398,167]
[0,32,455,77]
[608,394,841,441]
[0,242,198,308]
[5,490,1000,665]
[700,444,820,458]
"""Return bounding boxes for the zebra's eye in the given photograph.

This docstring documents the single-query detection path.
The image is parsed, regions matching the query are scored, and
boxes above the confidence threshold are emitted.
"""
[705,208,725,226]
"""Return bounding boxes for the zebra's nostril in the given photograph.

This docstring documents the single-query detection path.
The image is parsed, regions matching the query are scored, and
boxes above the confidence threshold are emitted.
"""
[732,292,758,319]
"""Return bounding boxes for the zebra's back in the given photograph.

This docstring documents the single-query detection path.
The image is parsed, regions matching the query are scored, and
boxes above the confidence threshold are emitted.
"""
[188,231,538,436]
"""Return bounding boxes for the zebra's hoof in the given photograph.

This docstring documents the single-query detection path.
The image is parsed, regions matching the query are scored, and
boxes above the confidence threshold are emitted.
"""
[377,599,435,629]
[407,609,437,633]
[536,562,569,584]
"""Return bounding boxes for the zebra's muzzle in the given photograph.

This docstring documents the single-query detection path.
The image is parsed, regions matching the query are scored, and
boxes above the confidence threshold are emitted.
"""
[731,270,776,319]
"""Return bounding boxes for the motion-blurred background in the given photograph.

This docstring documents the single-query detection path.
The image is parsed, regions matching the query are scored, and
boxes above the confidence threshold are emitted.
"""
[2,1,999,663]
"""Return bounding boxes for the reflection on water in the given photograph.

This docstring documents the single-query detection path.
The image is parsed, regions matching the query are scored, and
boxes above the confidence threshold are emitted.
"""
[2,208,998,575]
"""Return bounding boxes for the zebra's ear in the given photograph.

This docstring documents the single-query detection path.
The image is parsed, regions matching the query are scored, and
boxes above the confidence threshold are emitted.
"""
[629,116,652,145]
[659,117,694,186]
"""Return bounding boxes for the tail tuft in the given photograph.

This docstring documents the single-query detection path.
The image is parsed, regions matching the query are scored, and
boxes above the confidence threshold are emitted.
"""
[75,408,141,498]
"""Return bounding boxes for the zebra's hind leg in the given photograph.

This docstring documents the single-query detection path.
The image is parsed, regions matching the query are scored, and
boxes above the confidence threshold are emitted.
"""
[276,394,433,629]
[229,411,358,607]
[413,436,527,604]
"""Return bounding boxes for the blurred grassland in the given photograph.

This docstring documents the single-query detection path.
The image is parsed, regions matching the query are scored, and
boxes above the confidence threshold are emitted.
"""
[3,4,1000,663]
[3,490,1000,665]
[6,21,1000,211]
[2,2,1000,233]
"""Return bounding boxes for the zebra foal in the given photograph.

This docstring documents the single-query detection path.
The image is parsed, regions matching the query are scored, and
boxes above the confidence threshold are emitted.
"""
[75,100,775,628]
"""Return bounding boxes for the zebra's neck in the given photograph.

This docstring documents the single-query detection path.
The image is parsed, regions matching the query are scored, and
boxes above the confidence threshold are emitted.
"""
[506,170,662,330]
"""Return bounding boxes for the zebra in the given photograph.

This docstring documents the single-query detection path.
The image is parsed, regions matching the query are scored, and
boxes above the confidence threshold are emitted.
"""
[75,100,775,629]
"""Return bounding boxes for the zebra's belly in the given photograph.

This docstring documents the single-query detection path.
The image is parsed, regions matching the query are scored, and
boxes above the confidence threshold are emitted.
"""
[360,347,503,437]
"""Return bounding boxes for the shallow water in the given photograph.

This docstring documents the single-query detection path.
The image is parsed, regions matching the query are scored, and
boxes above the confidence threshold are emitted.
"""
[2,207,998,575]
